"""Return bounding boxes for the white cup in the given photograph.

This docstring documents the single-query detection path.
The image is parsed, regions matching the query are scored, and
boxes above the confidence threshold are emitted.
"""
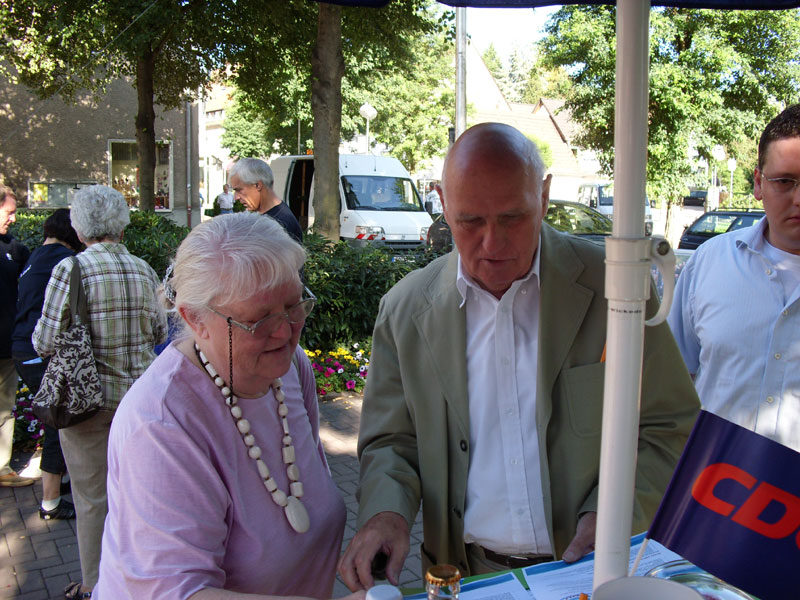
[365,584,403,600]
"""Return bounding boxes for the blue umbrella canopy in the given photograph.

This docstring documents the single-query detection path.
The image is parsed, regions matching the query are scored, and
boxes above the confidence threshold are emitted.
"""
[327,1,800,8]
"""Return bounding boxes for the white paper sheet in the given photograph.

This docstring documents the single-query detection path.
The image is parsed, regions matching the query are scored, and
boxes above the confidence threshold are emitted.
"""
[522,533,683,600]
[405,571,532,600]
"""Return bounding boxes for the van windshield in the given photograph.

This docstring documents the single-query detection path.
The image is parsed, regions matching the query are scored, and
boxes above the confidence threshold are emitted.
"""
[598,184,614,206]
[341,176,425,211]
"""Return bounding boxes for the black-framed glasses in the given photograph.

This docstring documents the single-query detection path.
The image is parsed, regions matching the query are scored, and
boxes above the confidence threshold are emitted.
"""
[762,172,800,195]
[208,286,316,336]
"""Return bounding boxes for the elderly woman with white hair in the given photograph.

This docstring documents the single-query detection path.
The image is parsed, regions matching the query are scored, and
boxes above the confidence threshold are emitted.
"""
[93,212,362,600]
[33,185,167,600]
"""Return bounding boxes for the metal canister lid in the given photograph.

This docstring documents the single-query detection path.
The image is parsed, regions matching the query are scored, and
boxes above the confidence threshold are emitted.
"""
[425,564,461,586]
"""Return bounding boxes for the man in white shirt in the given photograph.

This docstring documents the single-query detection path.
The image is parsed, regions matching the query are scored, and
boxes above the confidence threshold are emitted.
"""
[215,183,235,214]
[426,184,443,214]
[668,104,800,452]
[339,123,699,589]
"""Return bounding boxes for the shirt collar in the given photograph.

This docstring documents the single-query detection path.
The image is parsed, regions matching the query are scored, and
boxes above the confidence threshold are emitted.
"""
[734,215,769,253]
[85,241,127,253]
[455,233,542,308]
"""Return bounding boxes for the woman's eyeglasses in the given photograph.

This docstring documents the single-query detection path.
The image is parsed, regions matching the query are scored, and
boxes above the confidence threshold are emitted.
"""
[208,287,316,336]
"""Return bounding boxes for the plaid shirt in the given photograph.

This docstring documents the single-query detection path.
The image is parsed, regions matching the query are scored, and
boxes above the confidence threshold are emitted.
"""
[33,242,167,410]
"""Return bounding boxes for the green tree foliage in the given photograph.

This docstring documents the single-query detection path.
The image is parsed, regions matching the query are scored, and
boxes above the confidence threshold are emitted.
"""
[221,92,275,159]
[482,43,504,81]
[526,134,553,169]
[521,63,573,104]
[229,0,446,241]
[504,46,534,102]
[367,31,454,173]
[222,21,453,175]
[230,1,448,150]
[0,0,237,211]
[539,6,800,206]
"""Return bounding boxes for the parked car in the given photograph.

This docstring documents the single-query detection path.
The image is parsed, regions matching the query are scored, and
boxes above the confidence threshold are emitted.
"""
[577,181,654,235]
[683,189,708,207]
[678,209,764,250]
[426,199,613,252]
[651,248,694,300]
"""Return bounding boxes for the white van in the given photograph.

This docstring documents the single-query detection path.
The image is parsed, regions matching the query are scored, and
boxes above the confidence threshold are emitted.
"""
[577,181,654,236]
[271,154,432,250]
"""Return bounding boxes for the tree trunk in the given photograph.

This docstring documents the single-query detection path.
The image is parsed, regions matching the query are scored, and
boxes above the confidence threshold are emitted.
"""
[135,53,157,212]
[311,3,345,241]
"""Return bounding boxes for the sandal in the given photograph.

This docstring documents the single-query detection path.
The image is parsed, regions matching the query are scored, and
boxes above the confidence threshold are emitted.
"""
[64,581,92,599]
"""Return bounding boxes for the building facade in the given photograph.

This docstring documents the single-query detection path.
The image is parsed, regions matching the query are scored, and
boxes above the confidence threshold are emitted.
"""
[0,75,201,228]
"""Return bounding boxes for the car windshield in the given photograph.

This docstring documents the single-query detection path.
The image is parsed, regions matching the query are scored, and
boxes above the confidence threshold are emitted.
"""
[545,202,612,236]
[341,175,425,211]
[729,214,763,231]
[686,213,739,237]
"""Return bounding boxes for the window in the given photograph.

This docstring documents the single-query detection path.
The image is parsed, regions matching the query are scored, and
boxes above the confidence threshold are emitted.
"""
[26,182,96,209]
[108,139,173,210]
[340,176,425,212]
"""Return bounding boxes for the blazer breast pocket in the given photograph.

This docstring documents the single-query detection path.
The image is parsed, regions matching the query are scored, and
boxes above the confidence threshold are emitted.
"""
[558,362,605,438]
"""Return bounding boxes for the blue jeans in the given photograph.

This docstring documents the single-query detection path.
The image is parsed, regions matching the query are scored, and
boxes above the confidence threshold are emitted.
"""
[219,208,233,214]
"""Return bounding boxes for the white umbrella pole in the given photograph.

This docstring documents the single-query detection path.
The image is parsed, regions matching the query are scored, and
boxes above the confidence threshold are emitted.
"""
[593,0,653,590]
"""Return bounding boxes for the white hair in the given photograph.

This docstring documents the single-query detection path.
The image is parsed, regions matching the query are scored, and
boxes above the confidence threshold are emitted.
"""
[70,185,130,242]
[164,212,305,335]
[230,158,275,189]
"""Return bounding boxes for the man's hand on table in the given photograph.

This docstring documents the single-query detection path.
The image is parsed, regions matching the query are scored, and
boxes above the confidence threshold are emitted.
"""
[561,511,597,563]
[338,511,410,591]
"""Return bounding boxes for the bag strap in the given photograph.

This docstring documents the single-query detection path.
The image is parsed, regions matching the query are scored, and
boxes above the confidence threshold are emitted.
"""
[68,257,90,326]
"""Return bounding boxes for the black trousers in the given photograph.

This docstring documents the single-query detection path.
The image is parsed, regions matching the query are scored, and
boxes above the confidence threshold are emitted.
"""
[13,354,67,475]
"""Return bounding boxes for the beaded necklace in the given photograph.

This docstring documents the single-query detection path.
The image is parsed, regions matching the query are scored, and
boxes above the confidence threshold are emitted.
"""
[194,342,309,533]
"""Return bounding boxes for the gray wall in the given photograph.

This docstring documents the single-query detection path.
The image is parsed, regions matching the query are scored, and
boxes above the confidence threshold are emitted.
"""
[0,75,200,227]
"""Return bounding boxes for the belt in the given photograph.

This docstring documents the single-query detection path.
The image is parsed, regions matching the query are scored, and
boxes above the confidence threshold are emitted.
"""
[479,546,553,569]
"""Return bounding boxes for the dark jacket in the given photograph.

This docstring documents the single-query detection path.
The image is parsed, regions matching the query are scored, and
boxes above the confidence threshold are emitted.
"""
[12,243,76,356]
[0,233,30,358]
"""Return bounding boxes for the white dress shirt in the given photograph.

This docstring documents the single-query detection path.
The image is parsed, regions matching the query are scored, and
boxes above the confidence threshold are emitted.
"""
[668,217,800,451]
[457,246,553,555]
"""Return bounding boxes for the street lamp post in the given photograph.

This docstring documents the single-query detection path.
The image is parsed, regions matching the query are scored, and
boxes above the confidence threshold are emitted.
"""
[710,145,726,210]
[359,102,377,155]
[727,157,737,204]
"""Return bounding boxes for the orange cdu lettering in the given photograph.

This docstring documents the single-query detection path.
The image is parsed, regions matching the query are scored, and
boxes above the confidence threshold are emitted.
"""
[692,463,756,517]
[732,481,800,540]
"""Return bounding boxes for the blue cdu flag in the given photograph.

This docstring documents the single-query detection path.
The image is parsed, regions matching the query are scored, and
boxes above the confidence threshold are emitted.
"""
[647,410,800,600]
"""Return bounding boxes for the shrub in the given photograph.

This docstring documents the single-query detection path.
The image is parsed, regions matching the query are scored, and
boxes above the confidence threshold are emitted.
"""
[204,199,247,218]
[123,211,190,278]
[8,211,49,249]
[9,209,189,279]
[300,234,445,350]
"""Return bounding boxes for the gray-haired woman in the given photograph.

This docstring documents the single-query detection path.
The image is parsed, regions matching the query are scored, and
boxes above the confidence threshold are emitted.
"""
[33,185,167,600]
[93,212,363,600]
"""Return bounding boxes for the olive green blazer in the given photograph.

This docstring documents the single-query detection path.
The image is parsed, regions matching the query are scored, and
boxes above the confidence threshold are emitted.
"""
[356,225,699,576]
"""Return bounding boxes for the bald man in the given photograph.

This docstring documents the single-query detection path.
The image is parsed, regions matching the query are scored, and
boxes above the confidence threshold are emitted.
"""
[338,123,699,590]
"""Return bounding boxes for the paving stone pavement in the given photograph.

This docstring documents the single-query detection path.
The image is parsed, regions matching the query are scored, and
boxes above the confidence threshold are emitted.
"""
[1,395,423,599]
